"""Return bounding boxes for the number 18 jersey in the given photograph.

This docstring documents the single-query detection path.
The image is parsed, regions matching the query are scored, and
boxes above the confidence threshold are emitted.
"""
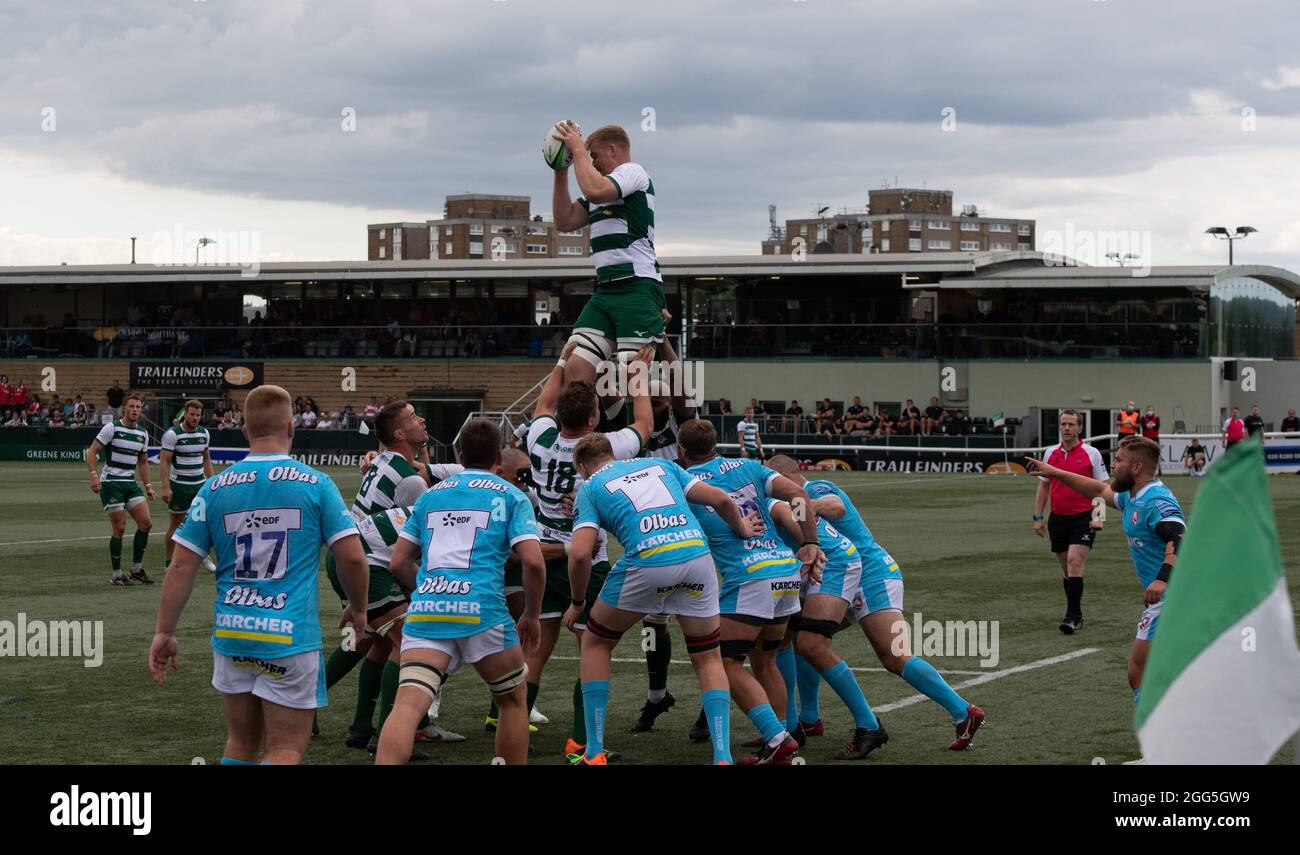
[173,453,359,660]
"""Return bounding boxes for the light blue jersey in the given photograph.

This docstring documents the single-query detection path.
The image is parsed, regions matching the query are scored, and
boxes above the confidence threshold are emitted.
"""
[686,456,799,582]
[768,497,858,570]
[173,453,358,659]
[574,458,710,571]
[806,478,901,583]
[399,469,539,639]
[1115,480,1185,588]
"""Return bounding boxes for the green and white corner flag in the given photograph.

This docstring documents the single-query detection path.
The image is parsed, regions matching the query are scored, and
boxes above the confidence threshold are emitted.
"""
[992,411,1006,428]
[1135,436,1300,763]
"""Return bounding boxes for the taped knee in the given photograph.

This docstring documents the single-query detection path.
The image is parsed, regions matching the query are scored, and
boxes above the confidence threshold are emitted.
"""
[370,612,403,641]
[585,614,625,642]
[720,638,752,662]
[798,618,839,639]
[685,628,722,655]
[398,661,445,712]
[568,330,613,368]
[759,637,782,651]
[487,663,529,697]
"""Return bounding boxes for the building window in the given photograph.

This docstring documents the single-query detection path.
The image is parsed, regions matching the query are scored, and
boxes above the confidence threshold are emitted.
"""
[908,219,922,231]
[527,243,547,254]
[1018,240,1032,249]
[991,241,1012,251]
[378,245,386,259]
[470,241,483,255]
[527,225,548,235]
[960,221,980,231]
[505,207,514,219]
[908,238,922,252]
[558,245,584,256]
[469,224,484,236]
[560,229,584,237]
[379,228,386,239]
[799,225,807,235]
[989,223,1011,233]
[878,219,889,232]
[960,240,981,251]
[1018,224,1031,236]
[928,240,952,250]
[816,224,827,241]
[444,243,453,255]
[927,219,949,230]
[880,239,890,252]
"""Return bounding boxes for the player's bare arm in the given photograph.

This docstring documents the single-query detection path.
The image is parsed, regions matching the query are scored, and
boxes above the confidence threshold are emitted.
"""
[1025,458,1117,509]
[769,499,824,582]
[1033,480,1049,537]
[555,121,619,203]
[627,344,656,445]
[330,533,370,638]
[202,448,213,479]
[564,526,600,631]
[535,339,578,418]
[137,451,154,500]
[513,538,545,655]
[86,439,103,493]
[149,544,202,685]
[768,475,823,564]
[657,336,695,423]
[159,449,173,504]
[1146,521,1185,605]
[685,481,758,540]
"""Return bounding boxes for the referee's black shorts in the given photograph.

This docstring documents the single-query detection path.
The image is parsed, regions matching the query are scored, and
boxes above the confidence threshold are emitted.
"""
[1048,511,1098,553]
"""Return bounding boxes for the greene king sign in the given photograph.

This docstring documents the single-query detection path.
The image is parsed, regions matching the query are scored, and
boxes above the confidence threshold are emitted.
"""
[129,361,263,390]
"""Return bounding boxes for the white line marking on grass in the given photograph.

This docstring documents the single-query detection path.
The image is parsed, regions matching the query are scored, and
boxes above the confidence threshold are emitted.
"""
[548,655,985,676]
[0,532,166,547]
[871,647,1102,713]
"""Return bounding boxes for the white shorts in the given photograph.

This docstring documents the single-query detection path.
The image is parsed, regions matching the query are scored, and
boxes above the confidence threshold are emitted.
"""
[211,650,327,710]
[401,622,518,675]
[851,576,905,623]
[802,560,863,604]
[720,570,804,621]
[1136,600,1163,642]
[600,553,720,618]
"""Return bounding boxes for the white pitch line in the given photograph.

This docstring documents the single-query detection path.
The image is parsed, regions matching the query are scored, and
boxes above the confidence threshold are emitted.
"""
[0,532,167,547]
[547,655,986,676]
[872,647,1102,713]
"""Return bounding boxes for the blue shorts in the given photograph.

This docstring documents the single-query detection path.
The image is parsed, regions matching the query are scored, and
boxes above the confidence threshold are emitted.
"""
[1136,600,1162,642]
[600,553,719,618]
[802,560,863,603]
[851,575,905,623]
[719,569,804,620]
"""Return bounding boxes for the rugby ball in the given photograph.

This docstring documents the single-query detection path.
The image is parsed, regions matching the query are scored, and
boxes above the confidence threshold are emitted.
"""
[543,120,579,170]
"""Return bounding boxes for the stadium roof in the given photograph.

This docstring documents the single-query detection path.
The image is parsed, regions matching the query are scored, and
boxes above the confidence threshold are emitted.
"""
[927,263,1300,298]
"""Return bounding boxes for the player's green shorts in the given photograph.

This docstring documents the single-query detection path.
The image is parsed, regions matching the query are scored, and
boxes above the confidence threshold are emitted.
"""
[505,561,523,595]
[541,553,609,625]
[99,480,145,512]
[325,553,407,624]
[573,277,666,346]
[167,481,203,514]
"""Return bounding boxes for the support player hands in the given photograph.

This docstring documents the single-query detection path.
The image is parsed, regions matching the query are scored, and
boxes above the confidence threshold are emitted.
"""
[1143,579,1167,606]
[553,119,584,155]
[561,602,583,633]
[560,491,576,519]
[339,604,368,640]
[359,450,379,474]
[149,632,179,685]
[796,544,825,583]
[517,614,541,656]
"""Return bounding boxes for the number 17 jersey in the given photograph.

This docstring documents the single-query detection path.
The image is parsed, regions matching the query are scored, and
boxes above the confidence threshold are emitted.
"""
[173,453,359,660]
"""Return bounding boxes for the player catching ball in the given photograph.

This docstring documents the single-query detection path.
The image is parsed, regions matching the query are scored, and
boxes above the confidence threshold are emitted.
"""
[550,121,667,384]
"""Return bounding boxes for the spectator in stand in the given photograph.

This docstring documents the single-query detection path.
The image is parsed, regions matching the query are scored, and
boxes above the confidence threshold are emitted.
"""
[1221,407,1245,451]
[300,406,318,429]
[341,404,356,430]
[71,395,88,426]
[715,398,732,416]
[219,408,235,430]
[229,406,244,429]
[843,396,867,433]
[85,401,99,426]
[304,396,320,416]
[782,400,804,433]
[949,409,972,436]
[852,408,878,437]
[106,381,125,419]
[48,406,66,427]
[363,398,381,425]
[749,398,766,417]
[27,394,43,423]
[291,404,303,429]
[897,399,921,435]
[316,410,336,430]
[874,408,895,437]
[1140,405,1160,442]
[1243,404,1265,438]
[815,398,837,435]
[10,378,28,418]
[4,408,26,426]
[922,396,946,435]
[0,375,10,420]
[1281,408,1300,434]
[1183,437,1207,477]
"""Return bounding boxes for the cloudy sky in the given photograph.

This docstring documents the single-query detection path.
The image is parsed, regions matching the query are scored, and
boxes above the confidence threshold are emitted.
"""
[2,0,1299,269]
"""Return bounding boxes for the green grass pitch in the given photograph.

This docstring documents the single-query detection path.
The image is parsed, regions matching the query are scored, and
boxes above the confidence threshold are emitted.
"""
[2,463,1297,765]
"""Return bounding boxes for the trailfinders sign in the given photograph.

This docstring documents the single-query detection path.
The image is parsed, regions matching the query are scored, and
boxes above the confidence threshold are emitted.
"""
[129,361,263,390]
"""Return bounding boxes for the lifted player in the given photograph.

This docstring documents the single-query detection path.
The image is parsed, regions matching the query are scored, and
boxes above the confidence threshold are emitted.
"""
[87,393,156,586]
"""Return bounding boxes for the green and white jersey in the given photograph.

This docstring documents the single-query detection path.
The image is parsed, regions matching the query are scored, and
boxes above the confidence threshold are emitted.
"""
[736,418,760,451]
[645,412,680,460]
[526,414,642,556]
[357,505,411,572]
[352,451,426,519]
[160,424,210,484]
[579,162,661,284]
[94,420,148,482]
